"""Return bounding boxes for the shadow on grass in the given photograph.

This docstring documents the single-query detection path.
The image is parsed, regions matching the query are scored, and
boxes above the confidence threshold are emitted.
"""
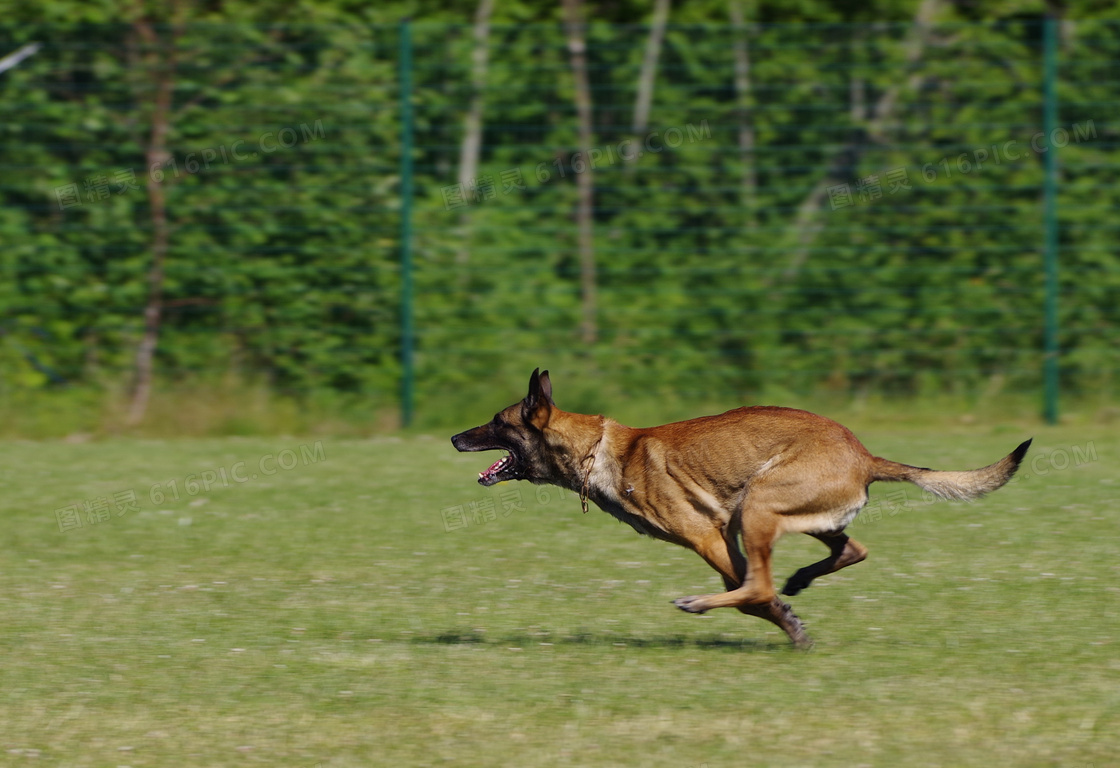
[407,628,792,652]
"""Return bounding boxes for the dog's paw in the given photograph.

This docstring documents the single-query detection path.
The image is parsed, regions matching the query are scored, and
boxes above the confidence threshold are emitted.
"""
[773,599,813,649]
[672,596,709,614]
[781,576,807,597]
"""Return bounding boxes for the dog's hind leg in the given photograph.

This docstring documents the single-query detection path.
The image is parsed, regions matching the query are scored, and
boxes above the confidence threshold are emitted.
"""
[781,532,868,597]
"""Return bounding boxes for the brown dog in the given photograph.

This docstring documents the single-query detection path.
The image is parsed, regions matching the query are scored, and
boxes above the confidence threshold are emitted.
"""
[451,369,1031,647]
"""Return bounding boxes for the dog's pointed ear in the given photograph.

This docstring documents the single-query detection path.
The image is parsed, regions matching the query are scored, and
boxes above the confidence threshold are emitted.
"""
[526,368,554,404]
[527,368,542,403]
[523,368,553,430]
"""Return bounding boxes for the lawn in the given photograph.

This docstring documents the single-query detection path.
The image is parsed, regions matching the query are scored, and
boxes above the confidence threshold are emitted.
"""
[1,421,1116,767]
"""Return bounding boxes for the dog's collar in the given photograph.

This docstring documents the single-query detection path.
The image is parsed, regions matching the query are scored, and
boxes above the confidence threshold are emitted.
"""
[578,438,601,514]
[577,418,606,514]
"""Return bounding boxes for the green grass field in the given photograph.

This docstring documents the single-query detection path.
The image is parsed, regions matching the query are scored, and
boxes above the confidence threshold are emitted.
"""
[1,421,1116,767]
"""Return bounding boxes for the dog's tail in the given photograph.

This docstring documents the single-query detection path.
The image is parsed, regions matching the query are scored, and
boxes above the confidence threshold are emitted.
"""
[869,439,1032,502]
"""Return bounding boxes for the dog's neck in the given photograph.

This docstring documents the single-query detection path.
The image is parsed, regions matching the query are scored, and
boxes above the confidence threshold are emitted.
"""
[542,410,609,492]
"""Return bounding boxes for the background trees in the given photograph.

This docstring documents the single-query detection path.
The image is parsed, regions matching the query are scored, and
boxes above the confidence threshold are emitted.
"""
[1,1,1117,431]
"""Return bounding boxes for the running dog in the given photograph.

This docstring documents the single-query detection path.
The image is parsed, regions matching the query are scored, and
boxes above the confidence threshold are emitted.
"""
[451,369,1030,647]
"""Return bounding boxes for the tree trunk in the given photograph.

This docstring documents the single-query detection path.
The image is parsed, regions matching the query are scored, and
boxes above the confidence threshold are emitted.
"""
[0,42,40,74]
[779,0,941,282]
[728,1,756,219]
[633,0,670,134]
[459,0,495,191]
[562,0,597,346]
[455,0,495,268]
[127,17,179,426]
[458,0,494,197]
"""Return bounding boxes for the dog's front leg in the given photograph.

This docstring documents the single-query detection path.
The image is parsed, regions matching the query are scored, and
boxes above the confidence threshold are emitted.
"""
[672,509,781,612]
[674,529,811,648]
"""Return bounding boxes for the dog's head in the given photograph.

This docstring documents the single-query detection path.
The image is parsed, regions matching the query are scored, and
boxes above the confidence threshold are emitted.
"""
[451,368,555,486]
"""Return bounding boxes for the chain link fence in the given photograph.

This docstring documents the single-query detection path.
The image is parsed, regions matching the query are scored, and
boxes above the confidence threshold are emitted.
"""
[2,20,1118,427]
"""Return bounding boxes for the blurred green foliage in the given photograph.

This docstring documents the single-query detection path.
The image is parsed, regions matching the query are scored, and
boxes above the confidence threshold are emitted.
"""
[1,1,1118,431]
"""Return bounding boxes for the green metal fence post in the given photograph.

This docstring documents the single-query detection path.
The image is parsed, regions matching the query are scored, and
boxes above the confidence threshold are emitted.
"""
[1042,15,1059,425]
[399,20,416,428]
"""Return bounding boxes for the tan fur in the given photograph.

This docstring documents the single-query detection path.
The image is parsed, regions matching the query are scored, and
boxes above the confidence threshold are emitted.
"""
[452,370,1031,647]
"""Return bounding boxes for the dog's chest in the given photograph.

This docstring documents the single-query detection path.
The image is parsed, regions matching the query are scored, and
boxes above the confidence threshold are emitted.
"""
[592,491,668,539]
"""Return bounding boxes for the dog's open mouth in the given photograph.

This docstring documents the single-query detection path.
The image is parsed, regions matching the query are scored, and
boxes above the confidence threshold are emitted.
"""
[478,451,519,486]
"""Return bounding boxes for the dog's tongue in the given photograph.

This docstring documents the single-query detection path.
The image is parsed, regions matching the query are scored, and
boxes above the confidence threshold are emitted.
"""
[479,455,510,482]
